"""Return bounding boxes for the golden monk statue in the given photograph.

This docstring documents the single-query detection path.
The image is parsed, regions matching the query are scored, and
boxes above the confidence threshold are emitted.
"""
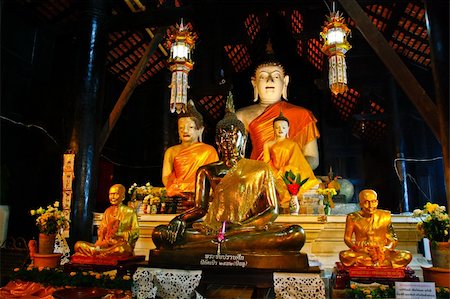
[236,44,320,170]
[152,95,305,251]
[74,184,139,257]
[263,112,320,208]
[162,100,219,198]
[339,189,412,268]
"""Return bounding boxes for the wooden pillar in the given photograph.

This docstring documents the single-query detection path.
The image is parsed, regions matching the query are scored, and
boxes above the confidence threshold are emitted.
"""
[69,0,110,246]
[424,0,450,209]
[389,77,409,212]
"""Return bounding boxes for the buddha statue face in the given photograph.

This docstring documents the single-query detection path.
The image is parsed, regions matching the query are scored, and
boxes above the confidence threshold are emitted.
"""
[216,125,247,161]
[109,184,125,206]
[178,117,201,144]
[273,120,289,139]
[359,189,378,216]
[252,64,289,105]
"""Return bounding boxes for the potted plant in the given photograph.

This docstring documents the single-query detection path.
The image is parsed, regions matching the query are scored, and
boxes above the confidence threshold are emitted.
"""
[413,202,449,287]
[30,201,70,254]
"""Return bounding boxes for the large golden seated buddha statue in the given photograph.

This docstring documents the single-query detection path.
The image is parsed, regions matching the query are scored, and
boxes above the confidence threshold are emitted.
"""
[339,189,412,269]
[150,96,310,271]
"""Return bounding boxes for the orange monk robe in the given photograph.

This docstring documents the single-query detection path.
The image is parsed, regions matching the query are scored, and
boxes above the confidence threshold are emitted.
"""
[248,101,320,161]
[166,143,219,197]
[268,138,320,208]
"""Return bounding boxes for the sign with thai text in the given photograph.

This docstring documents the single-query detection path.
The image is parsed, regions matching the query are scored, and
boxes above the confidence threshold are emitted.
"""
[395,282,436,299]
[200,253,248,268]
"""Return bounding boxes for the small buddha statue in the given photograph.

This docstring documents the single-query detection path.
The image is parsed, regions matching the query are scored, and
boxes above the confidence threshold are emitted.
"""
[162,100,219,198]
[263,112,320,209]
[73,184,139,257]
[236,42,320,170]
[339,189,412,268]
[152,94,305,252]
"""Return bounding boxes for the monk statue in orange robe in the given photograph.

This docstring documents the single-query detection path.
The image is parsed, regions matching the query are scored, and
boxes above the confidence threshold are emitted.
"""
[73,184,139,258]
[339,189,412,268]
[236,43,320,171]
[162,100,219,198]
[263,112,320,208]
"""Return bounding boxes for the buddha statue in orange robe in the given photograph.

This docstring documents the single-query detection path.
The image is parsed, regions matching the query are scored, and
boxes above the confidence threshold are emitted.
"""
[162,101,219,198]
[339,189,412,268]
[263,113,320,208]
[236,48,320,170]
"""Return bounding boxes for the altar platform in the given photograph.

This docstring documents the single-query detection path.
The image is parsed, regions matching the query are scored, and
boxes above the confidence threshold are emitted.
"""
[93,212,430,298]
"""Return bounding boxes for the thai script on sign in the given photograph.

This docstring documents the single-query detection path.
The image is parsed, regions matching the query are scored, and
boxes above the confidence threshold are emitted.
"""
[200,253,248,268]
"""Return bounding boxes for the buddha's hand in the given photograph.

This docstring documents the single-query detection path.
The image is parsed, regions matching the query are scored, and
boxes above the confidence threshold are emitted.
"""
[167,216,186,245]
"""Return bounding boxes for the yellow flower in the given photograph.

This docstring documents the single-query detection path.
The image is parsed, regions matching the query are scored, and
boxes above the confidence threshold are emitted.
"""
[350,284,357,289]
[110,275,116,280]
[30,210,36,216]
[13,268,20,272]
[123,275,131,280]
[82,271,88,276]
[95,273,102,279]
[444,288,449,292]
[379,285,387,291]
[365,295,372,299]
[436,287,441,293]
[70,272,77,276]
[363,289,371,295]
[425,202,439,214]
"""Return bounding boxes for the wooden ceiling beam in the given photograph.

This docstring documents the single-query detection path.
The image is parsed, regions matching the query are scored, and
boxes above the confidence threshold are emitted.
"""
[338,0,441,140]
[99,27,166,151]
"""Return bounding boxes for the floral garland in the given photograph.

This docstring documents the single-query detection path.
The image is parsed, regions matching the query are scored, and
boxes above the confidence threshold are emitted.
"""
[12,266,132,291]
[347,282,449,299]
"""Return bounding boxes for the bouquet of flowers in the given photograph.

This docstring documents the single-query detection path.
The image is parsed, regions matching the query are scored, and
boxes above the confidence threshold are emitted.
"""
[128,182,154,200]
[316,188,337,209]
[30,201,70,235]
[413,202,449,243]
[282,170,309,196]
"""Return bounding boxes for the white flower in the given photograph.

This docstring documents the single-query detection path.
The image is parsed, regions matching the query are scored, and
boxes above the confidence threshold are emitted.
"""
[412,209,422,217]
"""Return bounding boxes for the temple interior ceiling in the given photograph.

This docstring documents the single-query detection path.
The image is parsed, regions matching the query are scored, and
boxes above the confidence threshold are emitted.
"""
[12,0,434,145]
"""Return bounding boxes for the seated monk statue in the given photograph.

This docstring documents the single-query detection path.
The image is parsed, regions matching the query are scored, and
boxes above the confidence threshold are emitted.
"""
[263,112,320,208]
[236,42,320,170]
[152,95,305,252]
[74,184,139,257]
[339,189,412,268]
[162,100,219,198]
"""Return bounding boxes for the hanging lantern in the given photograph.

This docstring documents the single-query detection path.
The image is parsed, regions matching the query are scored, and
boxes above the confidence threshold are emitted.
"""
[167,20,196,114]
[320,11,351,95]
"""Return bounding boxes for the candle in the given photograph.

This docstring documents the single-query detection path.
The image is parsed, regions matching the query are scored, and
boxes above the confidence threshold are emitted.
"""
[221,221,226,234]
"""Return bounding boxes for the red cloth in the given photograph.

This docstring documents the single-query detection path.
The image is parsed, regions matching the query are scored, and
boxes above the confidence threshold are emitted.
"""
[0,281,55,298]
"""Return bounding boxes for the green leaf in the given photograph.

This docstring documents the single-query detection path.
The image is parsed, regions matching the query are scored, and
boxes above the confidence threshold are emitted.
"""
[300,177,309,186]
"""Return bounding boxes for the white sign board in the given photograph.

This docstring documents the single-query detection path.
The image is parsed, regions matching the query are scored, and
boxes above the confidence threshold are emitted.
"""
[395,282,436,299]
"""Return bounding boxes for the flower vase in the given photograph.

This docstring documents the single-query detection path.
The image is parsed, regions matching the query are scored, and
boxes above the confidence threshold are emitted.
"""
[289,195,300,215]
[38,233,56,254]
[431,241,450,269]
[324,204,331,215]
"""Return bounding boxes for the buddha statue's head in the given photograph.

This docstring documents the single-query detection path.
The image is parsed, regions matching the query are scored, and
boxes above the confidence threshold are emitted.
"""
[216,92,247,161]
[272,111,290,139]
[359,189,379,216]
[251,41,289,104]
[178,100,204,143]
[109,184,126,206]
